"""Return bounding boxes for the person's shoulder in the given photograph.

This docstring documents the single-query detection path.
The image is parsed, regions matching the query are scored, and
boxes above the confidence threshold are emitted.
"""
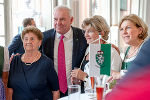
[43,28,55,35]
[72,26,85,39]
[43,28,55,41]
[111,44,120,54]
[72,26,82,30]
[13,34,21,39]
[40,54,54,69]
[41,54,53,63]
[72,26,83,33]
[111,47,119,55]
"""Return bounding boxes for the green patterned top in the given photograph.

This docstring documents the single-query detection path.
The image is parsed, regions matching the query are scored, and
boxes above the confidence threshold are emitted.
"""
[121,46,135,70]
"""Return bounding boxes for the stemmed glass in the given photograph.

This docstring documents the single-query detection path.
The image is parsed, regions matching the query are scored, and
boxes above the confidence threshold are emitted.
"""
[87,76,96,99]
[90,77,95,93]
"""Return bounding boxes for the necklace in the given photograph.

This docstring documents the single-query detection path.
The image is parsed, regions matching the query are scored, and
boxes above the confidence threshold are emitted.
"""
[126,41,144,58]
[23,52,39,66]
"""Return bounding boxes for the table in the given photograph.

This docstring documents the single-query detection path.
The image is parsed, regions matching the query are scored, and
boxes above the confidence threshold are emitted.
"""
[58,93,98,100]
[58,90,112,100]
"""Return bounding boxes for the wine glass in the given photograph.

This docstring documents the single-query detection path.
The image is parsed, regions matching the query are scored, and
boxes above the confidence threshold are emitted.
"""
[87,76,96,98]
[90,77,95,93]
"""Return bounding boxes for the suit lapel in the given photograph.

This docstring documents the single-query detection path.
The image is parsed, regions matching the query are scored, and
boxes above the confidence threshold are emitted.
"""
[72,27,79,69]
[51,30,56,60]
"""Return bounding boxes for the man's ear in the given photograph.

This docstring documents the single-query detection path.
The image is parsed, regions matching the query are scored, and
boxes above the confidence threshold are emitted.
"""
[70,17,74,24]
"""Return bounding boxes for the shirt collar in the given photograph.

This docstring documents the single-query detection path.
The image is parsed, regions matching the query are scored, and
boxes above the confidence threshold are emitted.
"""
[56,28,72,39]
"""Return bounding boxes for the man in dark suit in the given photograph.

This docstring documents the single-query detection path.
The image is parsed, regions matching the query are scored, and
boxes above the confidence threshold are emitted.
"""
[8,18,36,57]
[105,39,150,100]
[42,5,88,97]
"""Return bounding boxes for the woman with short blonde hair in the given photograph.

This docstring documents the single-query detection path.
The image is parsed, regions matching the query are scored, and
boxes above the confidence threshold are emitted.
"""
[71,15,122,93]
[119,14,148,70]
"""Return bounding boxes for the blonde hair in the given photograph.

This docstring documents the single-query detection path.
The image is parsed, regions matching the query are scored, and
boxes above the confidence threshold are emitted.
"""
[21,26,43,40]
[119,14,148,40]
[82,15,110,40]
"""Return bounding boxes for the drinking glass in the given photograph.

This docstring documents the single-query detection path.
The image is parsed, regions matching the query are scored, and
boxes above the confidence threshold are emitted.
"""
[68,85,80,100]
[90,77,95,93]
[87,77,96,98]
[95,77,104,100]
[96,86,104,100]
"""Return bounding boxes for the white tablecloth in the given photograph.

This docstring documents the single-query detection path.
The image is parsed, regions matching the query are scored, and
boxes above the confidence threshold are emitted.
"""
[58,93,97,100]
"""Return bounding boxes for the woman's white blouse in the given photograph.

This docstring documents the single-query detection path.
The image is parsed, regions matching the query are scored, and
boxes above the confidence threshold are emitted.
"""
[3,47,10,72]
[84,47,122,90]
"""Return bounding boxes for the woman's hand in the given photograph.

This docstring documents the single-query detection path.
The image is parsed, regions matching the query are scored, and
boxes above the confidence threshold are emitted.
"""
[9,53,20,64]
[71,68,88,81]
[107,70,121,83]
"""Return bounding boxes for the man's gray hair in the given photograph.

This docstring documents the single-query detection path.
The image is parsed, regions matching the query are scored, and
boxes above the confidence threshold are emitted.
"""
[53,5,72,17]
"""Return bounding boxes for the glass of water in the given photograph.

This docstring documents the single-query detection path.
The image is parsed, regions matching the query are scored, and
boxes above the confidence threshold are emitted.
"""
[68,85,80,100]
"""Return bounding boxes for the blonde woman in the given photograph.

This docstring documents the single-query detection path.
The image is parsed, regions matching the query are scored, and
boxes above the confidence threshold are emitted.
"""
[71,15,122,93]
[109,14,148,81]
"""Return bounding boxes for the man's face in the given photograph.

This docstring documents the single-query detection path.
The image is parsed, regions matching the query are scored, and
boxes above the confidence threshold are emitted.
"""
[54,9,73,34]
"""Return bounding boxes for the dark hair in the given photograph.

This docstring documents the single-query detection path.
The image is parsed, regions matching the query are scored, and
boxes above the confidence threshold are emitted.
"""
[21,26,43,40]
[22,18,34,27]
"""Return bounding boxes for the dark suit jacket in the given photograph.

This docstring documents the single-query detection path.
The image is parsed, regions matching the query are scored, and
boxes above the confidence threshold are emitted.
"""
[42,26,88,69]
[8,34,25,57]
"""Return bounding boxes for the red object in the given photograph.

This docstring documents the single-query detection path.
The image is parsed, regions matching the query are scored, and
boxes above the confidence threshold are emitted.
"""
[58,35,67,93]
[90,77,94,89]
[105,66,150,100]
[96,86,104,100]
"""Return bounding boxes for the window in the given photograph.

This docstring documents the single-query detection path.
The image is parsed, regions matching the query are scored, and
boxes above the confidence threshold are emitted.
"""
[11,0,53,40]
[91,0,110,24]
[0,0,3,3]
[12,0,42,37]
[119,0,131,53]
[0,0,5,46]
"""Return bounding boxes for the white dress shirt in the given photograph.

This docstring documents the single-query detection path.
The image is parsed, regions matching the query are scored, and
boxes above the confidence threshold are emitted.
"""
[54,28,73,85]
[3,47,10,72]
